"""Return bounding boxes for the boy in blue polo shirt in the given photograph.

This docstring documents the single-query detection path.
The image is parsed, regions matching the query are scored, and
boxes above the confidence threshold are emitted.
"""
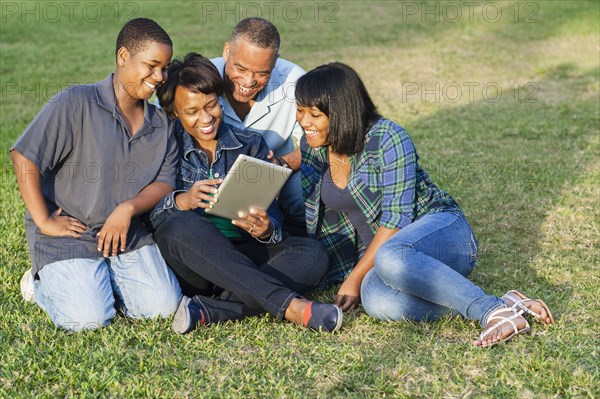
[11,18,181,331]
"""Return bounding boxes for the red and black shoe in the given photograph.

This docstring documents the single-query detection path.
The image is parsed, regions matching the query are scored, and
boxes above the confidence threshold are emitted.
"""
[303,302,343,332]
[172,296,207,334]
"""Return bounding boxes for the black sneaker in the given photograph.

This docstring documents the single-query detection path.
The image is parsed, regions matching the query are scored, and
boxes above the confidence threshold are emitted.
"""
[303,302,343,332]
[172,296,206,334]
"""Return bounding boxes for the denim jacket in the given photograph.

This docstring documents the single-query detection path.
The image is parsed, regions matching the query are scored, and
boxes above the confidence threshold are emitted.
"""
[148,120,283,243]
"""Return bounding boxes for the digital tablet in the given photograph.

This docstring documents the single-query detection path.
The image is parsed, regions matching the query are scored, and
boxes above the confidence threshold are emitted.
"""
[204,154,292,220]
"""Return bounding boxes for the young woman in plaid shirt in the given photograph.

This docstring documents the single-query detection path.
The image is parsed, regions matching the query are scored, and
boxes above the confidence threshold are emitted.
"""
[295,62,553,347]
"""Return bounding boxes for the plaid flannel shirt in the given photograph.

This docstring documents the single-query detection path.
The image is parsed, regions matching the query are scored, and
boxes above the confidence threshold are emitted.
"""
[301,118,459,287]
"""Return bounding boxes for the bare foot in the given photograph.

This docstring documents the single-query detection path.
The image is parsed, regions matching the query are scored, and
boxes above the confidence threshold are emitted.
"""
[473,307,530,347]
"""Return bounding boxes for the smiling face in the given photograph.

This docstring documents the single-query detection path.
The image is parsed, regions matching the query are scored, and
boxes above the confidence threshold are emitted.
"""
[174,86,222,148]
[296,105,330,148]
[115,40,172,101]
[222,38,276,104]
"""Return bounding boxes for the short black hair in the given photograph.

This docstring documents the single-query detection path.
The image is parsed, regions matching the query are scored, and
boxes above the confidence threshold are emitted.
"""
[116,18,172,58]
[295,62,381,156]
[156,52,226,118]
[229,17,280,52]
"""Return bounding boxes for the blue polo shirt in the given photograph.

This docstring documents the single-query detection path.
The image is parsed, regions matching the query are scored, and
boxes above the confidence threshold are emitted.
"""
[11,74,178,276]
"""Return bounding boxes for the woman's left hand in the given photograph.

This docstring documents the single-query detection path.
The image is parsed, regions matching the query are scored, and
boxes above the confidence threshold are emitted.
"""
[335,273,362,311]
[232,208,273,240]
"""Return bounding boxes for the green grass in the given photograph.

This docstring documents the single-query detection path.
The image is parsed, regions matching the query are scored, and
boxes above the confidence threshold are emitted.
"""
[1,1,599,397]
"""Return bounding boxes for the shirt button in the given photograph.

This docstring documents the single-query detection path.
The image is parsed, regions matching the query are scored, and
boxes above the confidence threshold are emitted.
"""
[214,172,220,178]
[166,199,171,206]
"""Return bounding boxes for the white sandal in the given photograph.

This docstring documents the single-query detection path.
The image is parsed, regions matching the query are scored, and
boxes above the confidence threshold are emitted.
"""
[502,290,554,324]
[477,306,530,347]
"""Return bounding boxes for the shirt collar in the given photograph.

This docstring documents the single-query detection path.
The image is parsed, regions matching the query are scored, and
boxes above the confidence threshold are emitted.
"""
[181,121,243,160]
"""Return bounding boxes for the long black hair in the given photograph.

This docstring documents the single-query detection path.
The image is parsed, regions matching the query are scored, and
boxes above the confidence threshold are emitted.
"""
[295,62,380,155]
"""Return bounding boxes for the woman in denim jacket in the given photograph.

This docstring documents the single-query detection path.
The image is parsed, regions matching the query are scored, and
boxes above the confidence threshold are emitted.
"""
[296,62,553,346]
[149,53,342,333]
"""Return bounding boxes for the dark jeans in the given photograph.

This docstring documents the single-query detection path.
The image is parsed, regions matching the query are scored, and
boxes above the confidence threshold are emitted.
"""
[277,171,307,237]
[154,211,329,323]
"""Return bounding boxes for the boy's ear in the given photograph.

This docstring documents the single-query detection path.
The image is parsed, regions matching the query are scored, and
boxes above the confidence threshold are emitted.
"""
[116,47,130,67]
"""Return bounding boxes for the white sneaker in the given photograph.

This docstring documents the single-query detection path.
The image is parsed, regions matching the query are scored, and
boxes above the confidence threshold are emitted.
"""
[20,268,35,302]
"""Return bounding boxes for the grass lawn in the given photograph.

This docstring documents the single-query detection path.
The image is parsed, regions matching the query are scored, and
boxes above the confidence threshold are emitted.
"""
[1,1,599,397]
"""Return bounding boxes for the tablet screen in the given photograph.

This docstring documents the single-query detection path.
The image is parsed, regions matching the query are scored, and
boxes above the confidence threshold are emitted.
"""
[205,154,292,220]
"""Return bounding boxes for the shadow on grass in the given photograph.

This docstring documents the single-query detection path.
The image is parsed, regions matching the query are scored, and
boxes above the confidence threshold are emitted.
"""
[411,65,598,304]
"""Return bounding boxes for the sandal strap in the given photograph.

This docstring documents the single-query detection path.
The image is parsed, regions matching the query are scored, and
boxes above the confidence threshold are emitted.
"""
[479,307,527,341]
[502,291,539,319]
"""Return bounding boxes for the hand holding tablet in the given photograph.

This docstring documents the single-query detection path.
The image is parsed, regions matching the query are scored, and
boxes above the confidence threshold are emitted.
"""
[204,154,292,220]
[174,178,223,211]
[232,208,274,239]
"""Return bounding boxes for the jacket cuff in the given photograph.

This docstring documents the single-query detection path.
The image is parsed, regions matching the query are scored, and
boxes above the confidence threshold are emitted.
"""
[148,190,186,230]
[255,217,283,244]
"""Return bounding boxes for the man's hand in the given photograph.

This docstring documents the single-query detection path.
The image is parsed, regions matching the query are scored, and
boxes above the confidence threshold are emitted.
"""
[267,148,301,171]
[38,208,87,238]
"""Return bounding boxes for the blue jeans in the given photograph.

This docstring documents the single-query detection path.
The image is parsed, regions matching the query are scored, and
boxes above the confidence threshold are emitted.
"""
[361,211,503,327]
[34,244,181,331]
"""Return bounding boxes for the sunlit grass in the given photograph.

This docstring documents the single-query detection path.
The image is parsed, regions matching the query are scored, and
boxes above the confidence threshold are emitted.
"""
[1,1,598,398]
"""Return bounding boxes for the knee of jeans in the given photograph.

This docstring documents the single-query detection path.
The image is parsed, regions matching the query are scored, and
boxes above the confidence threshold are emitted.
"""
[127,286,181,319]
[286,238,329,287]
[55,304,114,332]
[309,240,329,280]
[374,240,414,280]
[361,270,398,321]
